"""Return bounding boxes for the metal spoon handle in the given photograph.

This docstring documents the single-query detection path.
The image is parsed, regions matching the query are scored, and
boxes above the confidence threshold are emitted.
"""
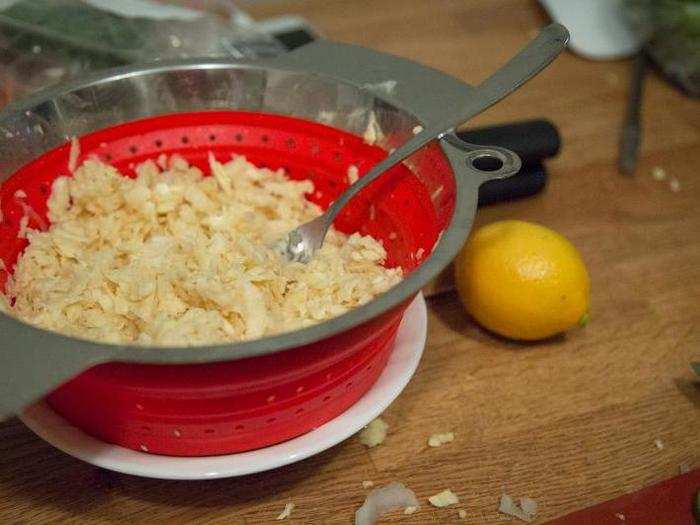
[322,23,570,226]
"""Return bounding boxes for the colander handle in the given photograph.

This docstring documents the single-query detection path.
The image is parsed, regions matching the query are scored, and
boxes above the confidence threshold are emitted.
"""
[0,326,112,420]
[439,132,522,184]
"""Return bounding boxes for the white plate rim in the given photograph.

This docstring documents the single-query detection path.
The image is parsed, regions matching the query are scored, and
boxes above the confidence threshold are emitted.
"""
[19,293,427,480]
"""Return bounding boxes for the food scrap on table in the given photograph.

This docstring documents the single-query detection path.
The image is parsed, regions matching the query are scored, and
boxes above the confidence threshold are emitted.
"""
[355,482,419,525]
[651,166,666,181]
[428,489,460,508]
[669,176,681,192]
[359,417,389,448]
[427,432,454,447]
[276,502,294,520]
[498,493,537,522]
[362,480,375,489]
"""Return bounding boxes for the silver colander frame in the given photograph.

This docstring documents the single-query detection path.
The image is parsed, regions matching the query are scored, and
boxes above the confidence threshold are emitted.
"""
[0,40,520,416]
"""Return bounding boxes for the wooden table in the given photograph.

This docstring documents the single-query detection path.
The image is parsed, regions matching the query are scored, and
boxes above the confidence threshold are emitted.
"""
[1,0,699,523]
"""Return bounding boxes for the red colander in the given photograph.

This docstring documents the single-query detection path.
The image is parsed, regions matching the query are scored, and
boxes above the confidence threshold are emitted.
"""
[0,41,517,455]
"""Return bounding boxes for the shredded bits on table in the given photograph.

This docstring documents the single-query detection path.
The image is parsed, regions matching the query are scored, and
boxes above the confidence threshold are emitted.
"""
[362,480,375,489]
[519,496,538,517]
[276,502,294,520]
[669,176,681,192]
[428,489,460,508]
[651,166,666,181]
[427,432,454,447]
[498,493,537,522]
[355,482,419,525]
[359,417,389,448]
[458,509,468,519]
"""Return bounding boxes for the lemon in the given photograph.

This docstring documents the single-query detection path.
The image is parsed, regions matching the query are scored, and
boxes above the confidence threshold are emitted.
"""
[454,220,590,341]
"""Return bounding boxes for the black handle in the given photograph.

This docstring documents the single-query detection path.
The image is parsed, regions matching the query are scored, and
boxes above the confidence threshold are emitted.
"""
[457,119,561,205]
[458,119,560,163]
[478,161,547,205]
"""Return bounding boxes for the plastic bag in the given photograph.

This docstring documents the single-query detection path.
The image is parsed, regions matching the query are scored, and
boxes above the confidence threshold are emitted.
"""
[0,0,285,103]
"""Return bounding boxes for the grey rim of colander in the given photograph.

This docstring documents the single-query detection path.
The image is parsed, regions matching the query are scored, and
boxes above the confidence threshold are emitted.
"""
[0,41,511,366]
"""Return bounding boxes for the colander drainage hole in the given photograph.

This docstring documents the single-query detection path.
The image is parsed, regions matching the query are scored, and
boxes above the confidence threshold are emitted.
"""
[181,136,189,144]
[140,425,151,432]
[129,145,138,154]
[204,428,216,434]
[104,154,112,161]
[295,408,304,414]
[285,138,296,148]
[235,133,243,142]
[346,382,353,389]
[266,417,276,424]
[39,184,49,195]
[323,395,331,402]
[235,425,244,431]
[261,135,269,143]
[209,134,216,142]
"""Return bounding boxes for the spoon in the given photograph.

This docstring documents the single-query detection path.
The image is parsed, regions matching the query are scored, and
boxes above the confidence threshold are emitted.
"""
[278,23,570,263]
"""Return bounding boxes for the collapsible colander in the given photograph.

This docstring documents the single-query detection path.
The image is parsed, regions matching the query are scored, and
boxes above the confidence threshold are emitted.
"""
[0,41,518,456]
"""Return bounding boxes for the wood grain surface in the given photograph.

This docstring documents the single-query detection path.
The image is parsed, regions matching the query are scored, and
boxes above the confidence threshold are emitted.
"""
[1,0,699,523]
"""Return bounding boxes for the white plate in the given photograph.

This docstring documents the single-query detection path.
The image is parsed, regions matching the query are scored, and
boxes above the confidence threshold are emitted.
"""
[20,294,427,480]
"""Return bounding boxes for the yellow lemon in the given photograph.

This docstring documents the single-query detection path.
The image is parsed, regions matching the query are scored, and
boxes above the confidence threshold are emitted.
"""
[454,220,590,341]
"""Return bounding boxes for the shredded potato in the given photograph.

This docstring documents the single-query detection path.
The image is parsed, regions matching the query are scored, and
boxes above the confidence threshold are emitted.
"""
[359,417,389,448]
[428,489,459,508]
[427,432,454,447]
[3,154,402,345]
